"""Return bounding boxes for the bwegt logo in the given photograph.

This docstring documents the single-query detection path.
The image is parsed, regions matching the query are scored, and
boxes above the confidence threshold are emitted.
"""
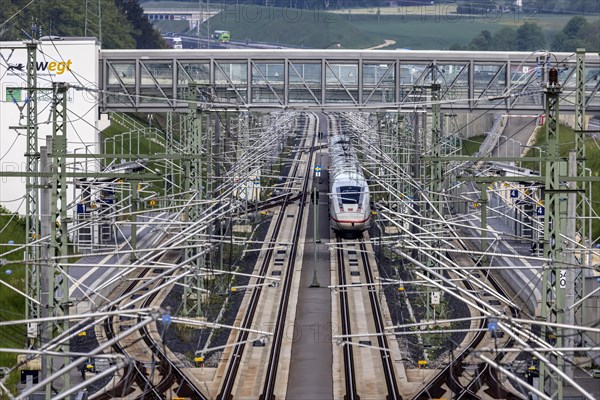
[4,60,73,75]
[2,50,72,75]
[36,60,73,75]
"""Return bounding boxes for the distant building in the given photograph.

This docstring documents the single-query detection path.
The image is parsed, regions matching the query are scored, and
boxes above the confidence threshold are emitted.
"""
[143,9,218,30]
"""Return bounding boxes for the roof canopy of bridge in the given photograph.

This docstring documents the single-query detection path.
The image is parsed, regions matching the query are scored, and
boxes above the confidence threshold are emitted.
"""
[99,49,600,113]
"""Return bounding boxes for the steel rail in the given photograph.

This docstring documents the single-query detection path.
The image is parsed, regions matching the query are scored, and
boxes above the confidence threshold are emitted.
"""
[411,234,520,399]
[136,250,208,400]
[218,114,310,400]
[103,244,208,399]
[358,238,401,400]
[337,237,359,400]
[260,115,316,399]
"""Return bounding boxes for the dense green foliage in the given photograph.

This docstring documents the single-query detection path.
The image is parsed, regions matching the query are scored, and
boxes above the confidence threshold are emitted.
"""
[146,0,598,13]
[453,21,546,51]
[524,0,600,14]
[455,17,599,52]
[456,0,505,15]
[0,0,165,49]
[455,0,599,14]
[115,0,166,48]
[551,16,600,52]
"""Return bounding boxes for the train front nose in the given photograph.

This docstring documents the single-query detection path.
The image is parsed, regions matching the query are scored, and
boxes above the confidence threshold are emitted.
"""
[332,210,370,231]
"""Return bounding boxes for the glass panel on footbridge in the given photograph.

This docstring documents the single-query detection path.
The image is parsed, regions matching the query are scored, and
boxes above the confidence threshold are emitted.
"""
[289,62,321,104]
[474,64,506,100]
[509,63,543,107]
[107,62,136,106]
[586,67,600,107]
[177,62,210,102]
[399,64,428,104]
[362,63,395,104]
[437,63,469,102]
[251,62,284,103]
[326,62,358,103]
[557,64,577,106]
[214,62,248,104]
[140,62,173,104]
[558,64,600,108]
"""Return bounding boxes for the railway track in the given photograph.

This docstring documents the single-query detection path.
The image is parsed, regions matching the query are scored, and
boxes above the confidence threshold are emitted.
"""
[216,190,294,399]
[97,247,208,400]
[89,111,524,400]
[259,122,316,400]
[90,206,235,399]
[335,236,358,399]
[217,113,315,399]
[90,113,313,400]
[333,235,402,400]
[88,114,312,400]
[411,236,520,400]
[358,237,401,400]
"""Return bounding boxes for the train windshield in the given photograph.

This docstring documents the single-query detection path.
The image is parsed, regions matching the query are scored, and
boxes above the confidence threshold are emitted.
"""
[338,186,361,204]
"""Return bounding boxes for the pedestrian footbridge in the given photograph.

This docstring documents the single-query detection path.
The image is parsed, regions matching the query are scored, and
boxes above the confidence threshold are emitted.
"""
[99,49,600,113]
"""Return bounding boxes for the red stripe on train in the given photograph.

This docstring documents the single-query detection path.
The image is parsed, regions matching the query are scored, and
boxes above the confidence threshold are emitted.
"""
[330,215,371,224]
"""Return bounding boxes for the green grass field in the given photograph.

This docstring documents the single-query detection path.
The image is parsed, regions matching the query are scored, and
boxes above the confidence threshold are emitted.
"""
[341,12,598,49]
[143,1,598,49]
[462,135,486,155]
[210,9,597,49]
[0,207,27,394]
[102,116,168,200]
[209,5,380,48]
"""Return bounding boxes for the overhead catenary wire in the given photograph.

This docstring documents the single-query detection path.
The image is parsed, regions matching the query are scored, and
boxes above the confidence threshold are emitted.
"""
[0,44,598,397]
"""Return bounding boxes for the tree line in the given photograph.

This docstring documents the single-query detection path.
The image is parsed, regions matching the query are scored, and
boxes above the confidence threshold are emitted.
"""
[455,0,598,14]
[154,0,387,8]
[0,0,165,49]
[451,16,599,52]
[523,0,599,14]
[151,0,598,13]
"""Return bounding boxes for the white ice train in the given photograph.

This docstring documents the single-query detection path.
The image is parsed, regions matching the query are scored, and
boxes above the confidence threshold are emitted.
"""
[328,129,371,234]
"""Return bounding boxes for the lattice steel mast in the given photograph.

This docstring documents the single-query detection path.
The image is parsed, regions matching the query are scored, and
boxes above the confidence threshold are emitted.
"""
[24,41,41,349]
[46,82,71,396]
